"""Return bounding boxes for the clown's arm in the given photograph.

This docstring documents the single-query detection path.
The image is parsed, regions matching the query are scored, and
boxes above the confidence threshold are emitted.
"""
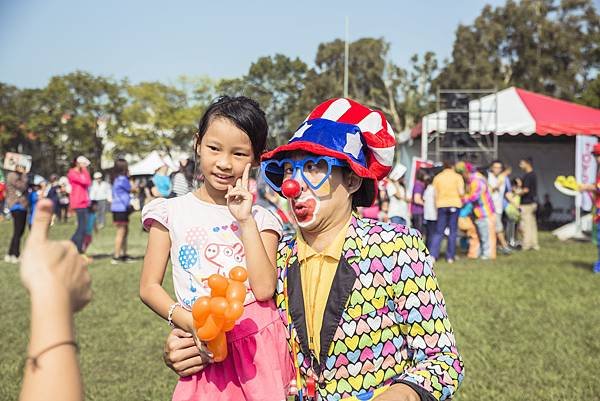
[390,234,464,401]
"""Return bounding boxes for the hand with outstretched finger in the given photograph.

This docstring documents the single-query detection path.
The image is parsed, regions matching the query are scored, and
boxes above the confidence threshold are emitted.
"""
[20,199,92,313]
[225,163,253,224]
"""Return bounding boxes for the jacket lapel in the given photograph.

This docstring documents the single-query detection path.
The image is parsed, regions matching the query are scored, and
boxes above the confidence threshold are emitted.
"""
[286,250,312,360]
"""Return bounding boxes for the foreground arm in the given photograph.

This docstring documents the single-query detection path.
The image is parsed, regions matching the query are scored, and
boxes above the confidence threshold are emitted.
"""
[20,200,92,401]
[139,223,194,332]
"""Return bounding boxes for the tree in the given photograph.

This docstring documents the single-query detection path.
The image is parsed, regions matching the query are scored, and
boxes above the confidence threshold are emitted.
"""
[435,0,600,100]
[1,72,126,175]
[118,80,201,157]
[217,54,308,148]
[578,73,600,108]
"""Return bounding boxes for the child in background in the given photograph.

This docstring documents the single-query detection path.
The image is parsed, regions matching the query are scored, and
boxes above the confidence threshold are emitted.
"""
[139,96,293,401]
[27,175,46,228]
[83,201,98,252]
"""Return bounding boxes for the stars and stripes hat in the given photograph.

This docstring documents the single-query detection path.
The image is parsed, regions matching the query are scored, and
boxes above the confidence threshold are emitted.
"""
[261,98,396,206]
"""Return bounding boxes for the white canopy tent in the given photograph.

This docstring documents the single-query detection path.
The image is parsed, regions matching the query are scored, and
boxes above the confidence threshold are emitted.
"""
[128,150,179,176]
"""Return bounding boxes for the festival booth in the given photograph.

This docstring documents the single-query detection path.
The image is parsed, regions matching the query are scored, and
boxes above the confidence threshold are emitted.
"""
[401,87,600,225]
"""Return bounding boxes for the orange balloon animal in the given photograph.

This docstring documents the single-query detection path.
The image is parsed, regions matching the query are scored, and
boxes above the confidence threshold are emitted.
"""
[192,266,248,362]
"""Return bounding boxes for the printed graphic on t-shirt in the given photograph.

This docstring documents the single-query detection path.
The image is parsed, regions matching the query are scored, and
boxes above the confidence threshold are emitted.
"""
[174,217,254,308]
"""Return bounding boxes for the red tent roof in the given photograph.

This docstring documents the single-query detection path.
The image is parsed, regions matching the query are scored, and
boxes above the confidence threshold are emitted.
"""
[516,88,600,135]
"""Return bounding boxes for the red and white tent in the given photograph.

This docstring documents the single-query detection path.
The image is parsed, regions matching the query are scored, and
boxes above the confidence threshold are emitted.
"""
[421,86,600,138]
[408,87,600,222]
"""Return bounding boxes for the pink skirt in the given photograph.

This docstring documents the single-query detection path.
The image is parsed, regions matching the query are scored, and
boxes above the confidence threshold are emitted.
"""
[172,299,295,401]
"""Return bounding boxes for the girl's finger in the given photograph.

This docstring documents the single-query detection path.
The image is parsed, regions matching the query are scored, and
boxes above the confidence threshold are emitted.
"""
[242,163,250,190]
[178,364,206,377]
[235,178,242,188]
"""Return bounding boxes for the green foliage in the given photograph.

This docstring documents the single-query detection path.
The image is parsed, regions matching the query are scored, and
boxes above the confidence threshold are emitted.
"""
[435,0,600,100]
[578,73,600,108]
[216,54,308,148]
[1,219,600,400]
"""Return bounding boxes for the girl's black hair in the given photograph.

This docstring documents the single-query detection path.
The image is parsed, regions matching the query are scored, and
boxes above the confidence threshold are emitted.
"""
[112,158,128,182]
[194,96,268,161]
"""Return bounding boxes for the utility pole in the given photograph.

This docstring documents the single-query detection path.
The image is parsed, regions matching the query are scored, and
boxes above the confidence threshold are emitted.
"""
[344,16,349,98]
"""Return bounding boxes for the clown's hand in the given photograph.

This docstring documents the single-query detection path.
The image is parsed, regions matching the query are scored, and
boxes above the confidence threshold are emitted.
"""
[226,163,253,223]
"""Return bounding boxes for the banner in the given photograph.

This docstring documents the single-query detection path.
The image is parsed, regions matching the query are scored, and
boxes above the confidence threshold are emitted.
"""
[3,152,32,173]
[575,135,597,211]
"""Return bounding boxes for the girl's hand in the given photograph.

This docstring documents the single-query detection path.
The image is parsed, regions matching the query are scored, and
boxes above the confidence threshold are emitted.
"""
[225,163,253,223]
[164,328,213,377]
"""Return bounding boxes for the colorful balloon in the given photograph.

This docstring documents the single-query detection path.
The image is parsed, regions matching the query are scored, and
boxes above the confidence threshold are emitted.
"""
[207,331,228,362]
[196,314,223,341]
[192,296,211,326]
[207,274,228,297]
[229,266,248,282]
[222,319,236,332]
[224,300,244,321]
[209,297,229,317]
[226,281,246,303]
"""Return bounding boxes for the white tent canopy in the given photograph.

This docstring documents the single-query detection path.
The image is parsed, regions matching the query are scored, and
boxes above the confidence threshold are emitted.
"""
[128,151,179,176]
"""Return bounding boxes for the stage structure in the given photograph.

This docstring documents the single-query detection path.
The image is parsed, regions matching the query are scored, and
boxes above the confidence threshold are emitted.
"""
[422,88,498,164]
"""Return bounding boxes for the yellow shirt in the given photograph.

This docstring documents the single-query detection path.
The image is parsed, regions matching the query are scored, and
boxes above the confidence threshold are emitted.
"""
[432,168,465,208]
[297,219,350,361]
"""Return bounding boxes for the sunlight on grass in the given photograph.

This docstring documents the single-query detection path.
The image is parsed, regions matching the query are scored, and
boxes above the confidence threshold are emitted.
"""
[1,214,599,400]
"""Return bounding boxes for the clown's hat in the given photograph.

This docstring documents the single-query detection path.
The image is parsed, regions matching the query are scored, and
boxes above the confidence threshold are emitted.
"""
[261,98,396,206]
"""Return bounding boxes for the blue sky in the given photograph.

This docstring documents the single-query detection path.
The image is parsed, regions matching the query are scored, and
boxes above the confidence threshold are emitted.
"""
[1,0,597,88]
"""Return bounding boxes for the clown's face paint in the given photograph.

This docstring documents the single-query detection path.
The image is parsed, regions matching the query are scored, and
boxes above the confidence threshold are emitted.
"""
[282,152,354,232]
[291,192,321,227]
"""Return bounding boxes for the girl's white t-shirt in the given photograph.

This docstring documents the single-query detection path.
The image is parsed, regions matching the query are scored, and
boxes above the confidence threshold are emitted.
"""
[142,192,282,309]
[423,185,437,221]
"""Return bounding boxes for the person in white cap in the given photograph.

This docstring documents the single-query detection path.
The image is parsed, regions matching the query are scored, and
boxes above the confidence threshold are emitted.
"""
[67,156,92,253]
[89,171,111,228]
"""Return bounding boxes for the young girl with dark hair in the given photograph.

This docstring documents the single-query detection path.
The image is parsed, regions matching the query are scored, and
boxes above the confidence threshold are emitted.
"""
[140,96,293,400]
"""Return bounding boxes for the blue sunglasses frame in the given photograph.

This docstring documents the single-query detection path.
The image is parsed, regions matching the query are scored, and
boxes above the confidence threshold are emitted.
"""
[261,156,347,192]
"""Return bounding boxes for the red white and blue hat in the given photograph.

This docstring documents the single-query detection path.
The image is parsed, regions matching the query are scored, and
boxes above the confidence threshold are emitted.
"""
[261,98,396,206]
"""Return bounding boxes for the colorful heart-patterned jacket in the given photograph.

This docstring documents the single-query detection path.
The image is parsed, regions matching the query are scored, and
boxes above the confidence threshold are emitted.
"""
[275,214,464,401]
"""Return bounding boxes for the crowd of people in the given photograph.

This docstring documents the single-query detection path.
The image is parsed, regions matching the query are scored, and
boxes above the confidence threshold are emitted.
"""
[355,156,541,263]
[0,153,197,265]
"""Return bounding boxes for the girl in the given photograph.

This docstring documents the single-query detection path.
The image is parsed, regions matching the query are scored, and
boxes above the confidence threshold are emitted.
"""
[140,96,294,401]
[67,156,92,253]
[111,158,132,264]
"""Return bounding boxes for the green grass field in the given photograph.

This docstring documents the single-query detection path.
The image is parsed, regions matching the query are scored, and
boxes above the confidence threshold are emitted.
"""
[1,214,599,401]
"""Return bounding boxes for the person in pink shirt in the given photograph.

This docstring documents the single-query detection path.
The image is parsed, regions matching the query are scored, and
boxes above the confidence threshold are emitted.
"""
[67,156,92,253]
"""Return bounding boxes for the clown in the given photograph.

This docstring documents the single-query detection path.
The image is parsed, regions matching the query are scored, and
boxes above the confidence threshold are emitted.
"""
[261,98,464,401]
[162,98,465,401]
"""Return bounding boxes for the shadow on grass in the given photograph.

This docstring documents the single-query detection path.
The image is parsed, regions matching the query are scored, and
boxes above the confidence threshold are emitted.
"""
[571,260,593,270]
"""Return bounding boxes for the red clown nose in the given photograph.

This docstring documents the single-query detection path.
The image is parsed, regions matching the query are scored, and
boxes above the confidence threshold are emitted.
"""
[281,179,301,199]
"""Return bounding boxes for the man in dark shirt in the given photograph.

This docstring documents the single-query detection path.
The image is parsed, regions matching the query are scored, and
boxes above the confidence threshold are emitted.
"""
[517,157,539,250]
